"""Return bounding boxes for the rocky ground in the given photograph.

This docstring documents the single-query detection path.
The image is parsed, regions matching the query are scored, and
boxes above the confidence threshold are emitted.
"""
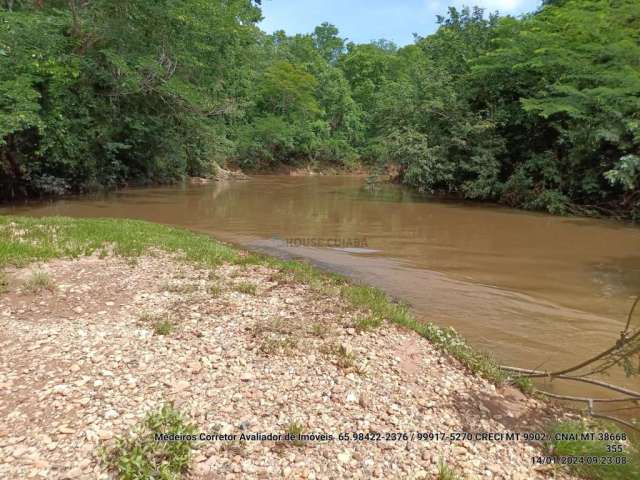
[0,252,577,479]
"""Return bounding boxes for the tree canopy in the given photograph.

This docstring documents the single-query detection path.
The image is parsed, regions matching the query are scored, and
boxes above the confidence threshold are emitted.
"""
[1,0,639,219]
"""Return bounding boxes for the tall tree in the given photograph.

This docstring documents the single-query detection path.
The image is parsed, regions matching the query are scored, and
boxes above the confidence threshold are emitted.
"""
[312,22,344,64]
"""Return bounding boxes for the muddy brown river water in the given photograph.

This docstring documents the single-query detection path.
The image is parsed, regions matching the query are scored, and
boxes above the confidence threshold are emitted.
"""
[3,175,640,416]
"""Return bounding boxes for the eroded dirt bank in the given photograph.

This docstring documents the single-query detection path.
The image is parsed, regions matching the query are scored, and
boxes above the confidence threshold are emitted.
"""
[0,253,575,479]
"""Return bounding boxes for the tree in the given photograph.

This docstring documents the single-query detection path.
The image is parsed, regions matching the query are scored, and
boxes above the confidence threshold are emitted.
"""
[2,0,639,220]
[0,0,262,199]
[472,0,640,215]
[312,22,344,64]
[258,60,319,119]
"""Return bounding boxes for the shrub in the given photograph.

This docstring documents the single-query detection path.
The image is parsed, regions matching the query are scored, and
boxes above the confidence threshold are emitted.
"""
[103,404,197,480]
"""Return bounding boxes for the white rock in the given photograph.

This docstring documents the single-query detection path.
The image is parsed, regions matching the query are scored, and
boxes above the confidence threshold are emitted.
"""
[104,409,119,420]
[337,451,351,464]
[172,380,190,392]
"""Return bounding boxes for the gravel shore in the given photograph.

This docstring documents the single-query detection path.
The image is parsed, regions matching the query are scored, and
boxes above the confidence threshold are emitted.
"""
[0,252,575,479]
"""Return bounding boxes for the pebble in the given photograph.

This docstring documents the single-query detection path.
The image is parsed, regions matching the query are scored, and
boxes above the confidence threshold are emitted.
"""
[337,451,351,463]
[172,380,190,392]
[104,409,119,420]
[188,361,202,374]
[0,253,577,480]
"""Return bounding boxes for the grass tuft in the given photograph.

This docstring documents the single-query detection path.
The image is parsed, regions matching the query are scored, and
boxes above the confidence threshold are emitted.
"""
[437,459,462,480]
[220,439,247,456]
[103,404,196,480]
[252,317,299,355]
[284,421,306,447]
[354,313,383,331]
[153,319,174,336]
[259,337,298,356]
[321,342,365,375]
[310,323,332,338]
[512,376,534,394]
[234,281,257,295]
[22,271,54,293]
[253,317,292,335]
[253,318,298,356]
[139,312,174,336]
[209,283,222,297]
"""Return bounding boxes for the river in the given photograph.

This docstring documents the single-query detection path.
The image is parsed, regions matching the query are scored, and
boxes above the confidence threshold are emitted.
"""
[3,175,640,416]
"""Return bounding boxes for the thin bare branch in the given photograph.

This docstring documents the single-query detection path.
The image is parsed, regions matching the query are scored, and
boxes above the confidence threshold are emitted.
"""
[591,413,640,432]
[501,365,640,398]
[533,390,640,404]
[624,295,639,332]
[503,297,640,381]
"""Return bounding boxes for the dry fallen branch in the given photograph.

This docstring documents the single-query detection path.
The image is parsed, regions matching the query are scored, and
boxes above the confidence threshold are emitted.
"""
[533,391,640,432]
[501,296,640,429]
[532,390,638,404]
[501,365,640,399]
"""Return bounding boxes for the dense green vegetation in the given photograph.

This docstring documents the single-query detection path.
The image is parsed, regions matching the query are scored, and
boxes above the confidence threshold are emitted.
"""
[1,0,639,219]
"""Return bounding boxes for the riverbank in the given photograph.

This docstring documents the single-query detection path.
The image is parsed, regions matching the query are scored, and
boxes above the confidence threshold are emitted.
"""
[234,161,370,178]
[0,216,634,479]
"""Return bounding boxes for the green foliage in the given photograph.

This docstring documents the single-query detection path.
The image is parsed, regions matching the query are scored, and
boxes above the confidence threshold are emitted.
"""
[469,0,640,217]
[606,155,640,192]
[363,8,504,199]
[437,459,462,480]
[345,1,639,219]
[104,404,196,480]
[1,1,261,200]
[2,1,638,219]
[153,318,173,336]
[231,23,364,171]
[512,376,534,395]
[258,61,320,119]
[234,281,257,295]
[312,22,344,64]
